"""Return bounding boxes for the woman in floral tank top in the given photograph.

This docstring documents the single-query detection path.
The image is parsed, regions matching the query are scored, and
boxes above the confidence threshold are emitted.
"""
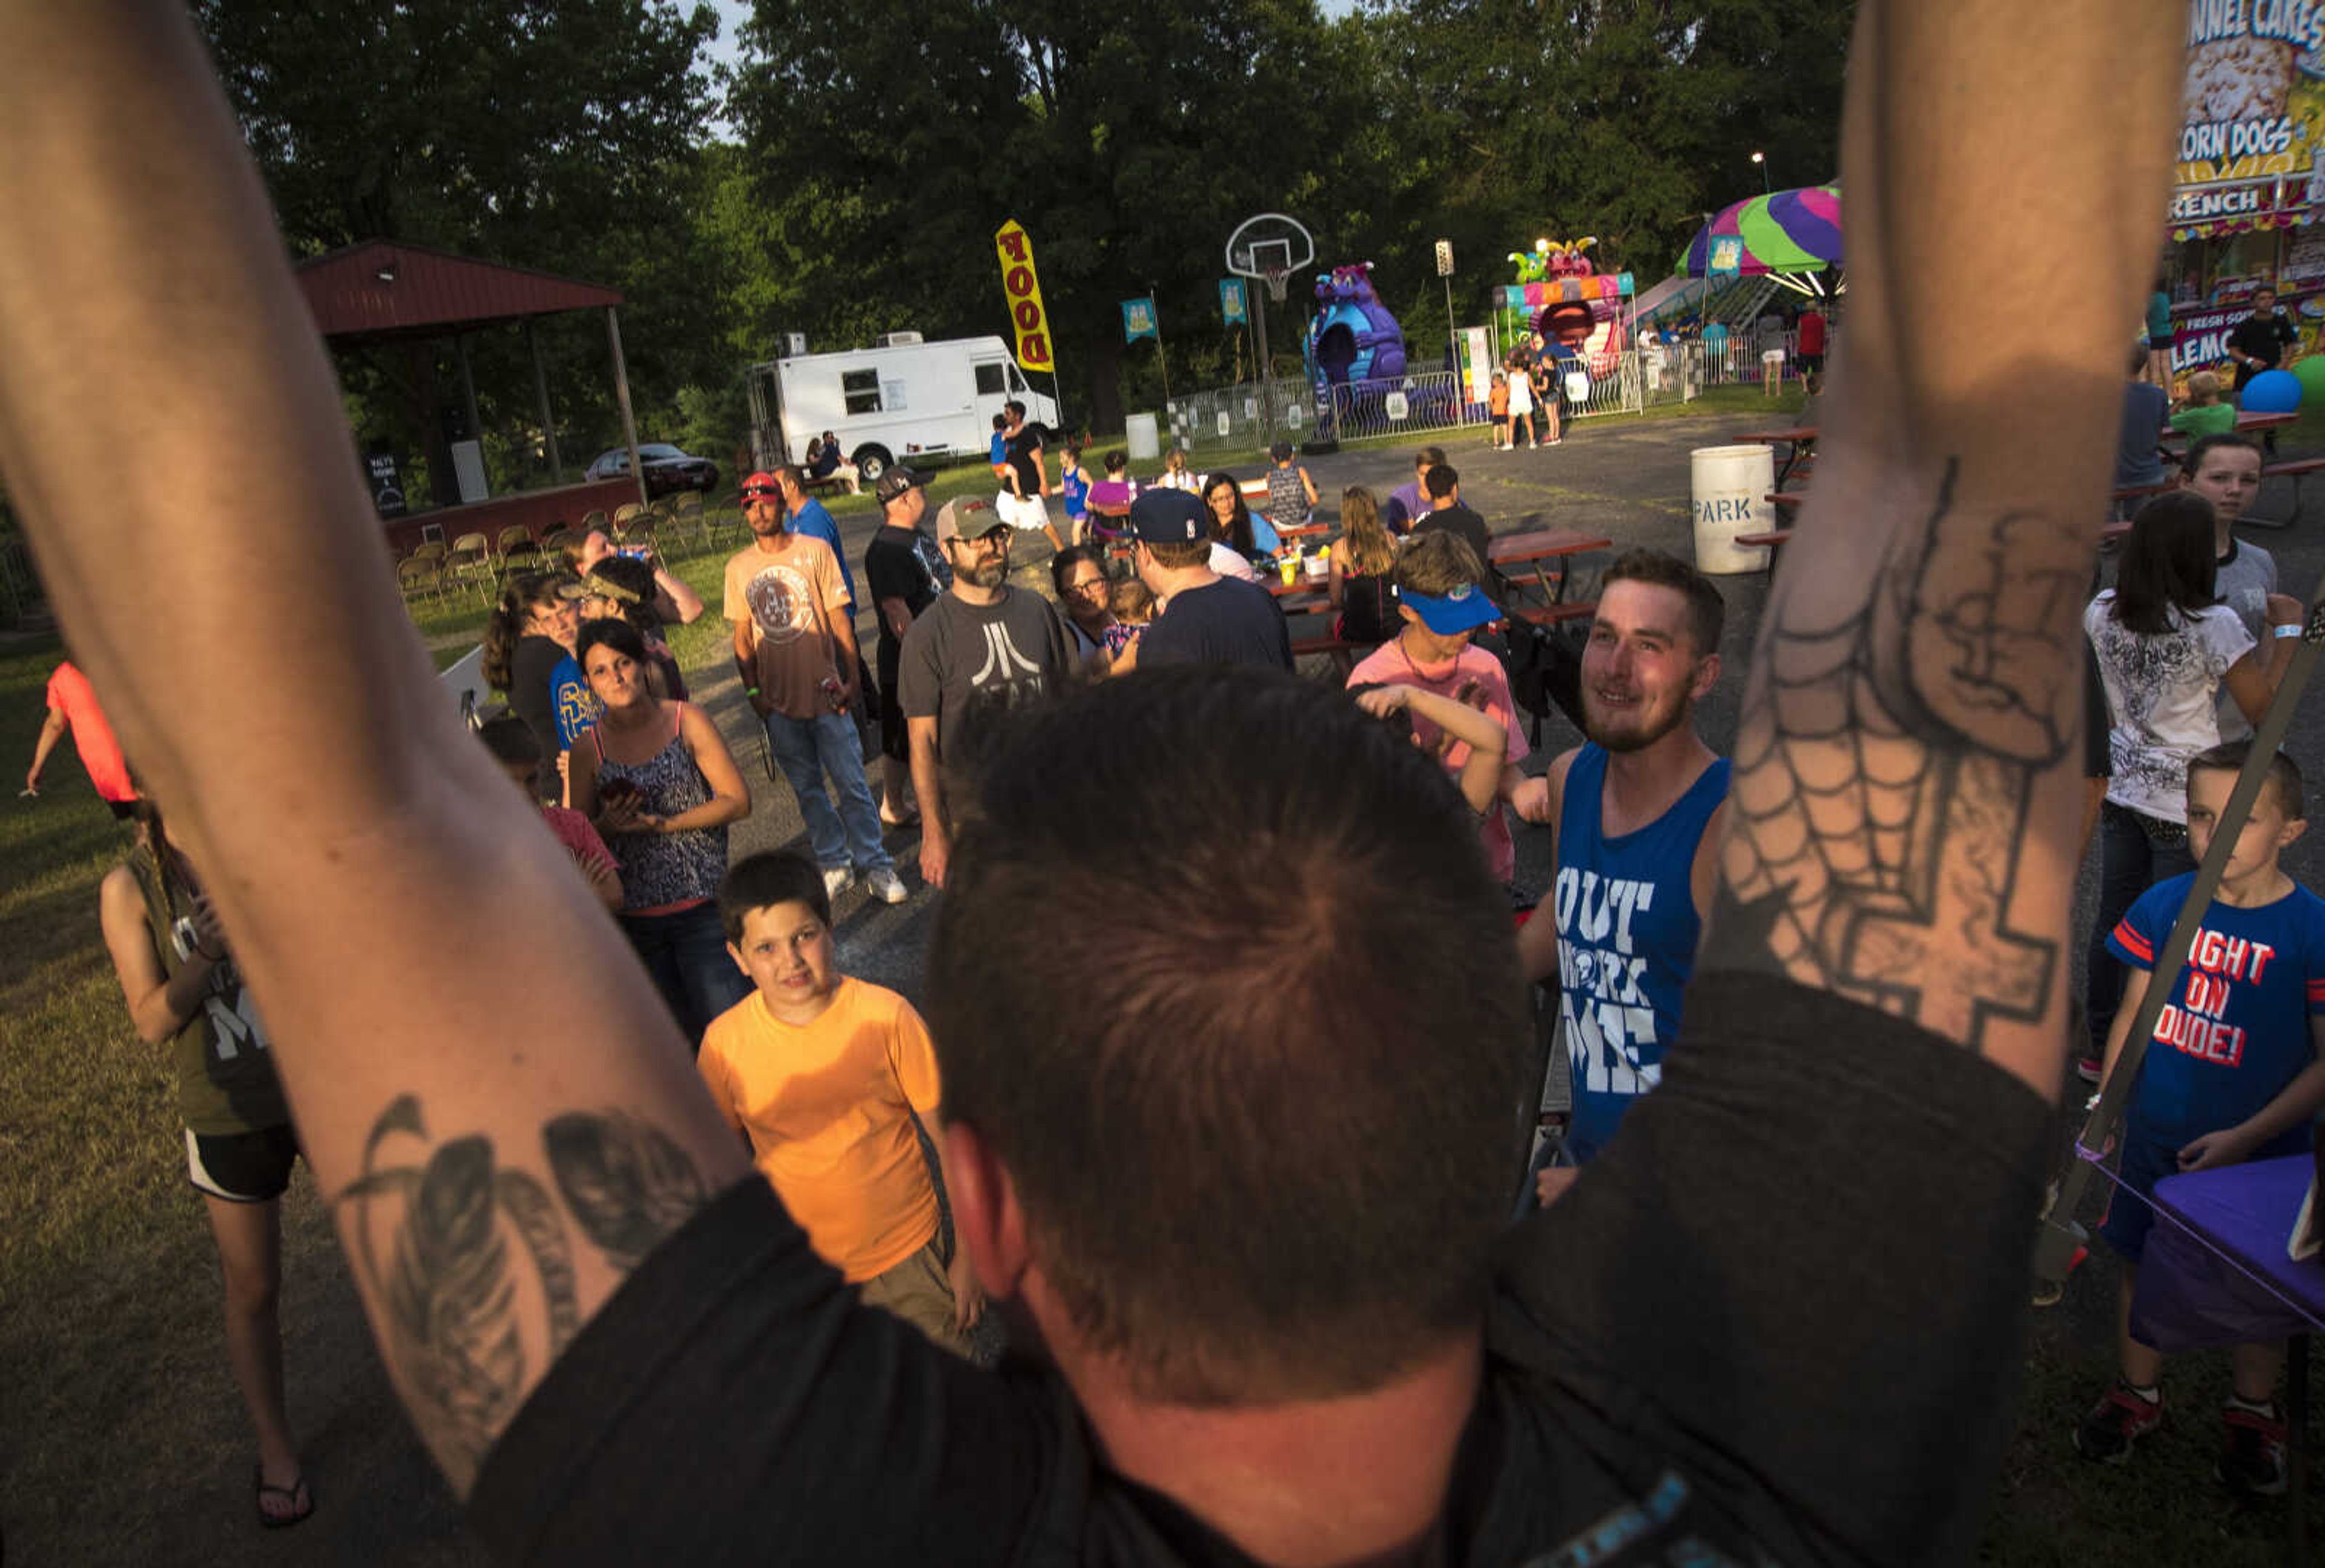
[568,620,754,1046]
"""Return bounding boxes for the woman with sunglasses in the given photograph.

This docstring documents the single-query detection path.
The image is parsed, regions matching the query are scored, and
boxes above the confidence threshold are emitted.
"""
[482,570,598,800]
[576,555,687,701]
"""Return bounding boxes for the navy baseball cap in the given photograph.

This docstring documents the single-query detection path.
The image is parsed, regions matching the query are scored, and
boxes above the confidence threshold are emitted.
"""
[1127,488,1208,544]
[1397,582,1502,635]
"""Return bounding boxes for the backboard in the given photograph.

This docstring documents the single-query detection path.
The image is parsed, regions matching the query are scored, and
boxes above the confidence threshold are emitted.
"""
[1225,213,1316,301]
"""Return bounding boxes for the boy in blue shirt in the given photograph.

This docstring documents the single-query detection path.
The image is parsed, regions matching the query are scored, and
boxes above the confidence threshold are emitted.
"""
[2076,740,2325,1495]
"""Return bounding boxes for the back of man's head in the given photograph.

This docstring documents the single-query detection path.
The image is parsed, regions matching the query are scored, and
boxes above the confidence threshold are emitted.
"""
[774,464,806,498]
[1601,549,1726,654]
[929,668,1523,1403]
[1423,464,1459,502]
[1395,529,1486,598]
[477,714,539,770]
[1415,445,1445,473]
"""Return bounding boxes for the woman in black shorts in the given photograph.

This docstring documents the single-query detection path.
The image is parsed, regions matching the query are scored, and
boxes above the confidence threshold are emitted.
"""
[98,801,311,1529]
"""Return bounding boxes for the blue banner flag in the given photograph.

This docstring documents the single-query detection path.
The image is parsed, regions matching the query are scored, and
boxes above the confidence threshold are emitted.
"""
[1220,278,1247,325]
[1122,297,1159,343]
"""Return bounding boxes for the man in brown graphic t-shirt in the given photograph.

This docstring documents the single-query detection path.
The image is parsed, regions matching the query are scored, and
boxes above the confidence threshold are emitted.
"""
[722,472,905,904]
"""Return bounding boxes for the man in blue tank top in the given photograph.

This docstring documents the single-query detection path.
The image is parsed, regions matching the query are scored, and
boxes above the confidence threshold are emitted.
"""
[1515,551,1730,1171]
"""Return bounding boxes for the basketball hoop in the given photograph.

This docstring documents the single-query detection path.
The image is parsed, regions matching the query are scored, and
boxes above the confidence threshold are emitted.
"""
[1224,212,1315,294]
[1223,213,1316,439]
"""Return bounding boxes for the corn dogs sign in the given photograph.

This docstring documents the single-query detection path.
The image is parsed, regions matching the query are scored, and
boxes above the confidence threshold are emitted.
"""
[2174,5,2325,234]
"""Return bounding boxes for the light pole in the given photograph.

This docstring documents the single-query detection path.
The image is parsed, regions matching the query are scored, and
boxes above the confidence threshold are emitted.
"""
[1750,150,1771,194]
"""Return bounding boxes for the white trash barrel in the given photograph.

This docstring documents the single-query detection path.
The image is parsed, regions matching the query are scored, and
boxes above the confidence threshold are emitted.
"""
[1124,412,1161,460]
[1689,444,1776,575]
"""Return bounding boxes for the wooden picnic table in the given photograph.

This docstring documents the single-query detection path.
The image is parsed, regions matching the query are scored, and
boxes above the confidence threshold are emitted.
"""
[1487,528,1613,605]
[1740,426,1818,489]
[2158,410,2297,440]
[1263,568,1333,599]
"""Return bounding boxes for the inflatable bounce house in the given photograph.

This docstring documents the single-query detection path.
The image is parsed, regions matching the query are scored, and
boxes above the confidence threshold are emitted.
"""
[1504,237,1632,390]
[1307,263,1407,386]
[1302,261,1431,444]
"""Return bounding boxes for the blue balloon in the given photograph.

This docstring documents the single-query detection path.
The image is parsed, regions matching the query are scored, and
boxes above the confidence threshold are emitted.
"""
[2243,367,2304,413]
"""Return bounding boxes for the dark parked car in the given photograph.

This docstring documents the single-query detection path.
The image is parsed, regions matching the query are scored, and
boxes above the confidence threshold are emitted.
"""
[585,443,719,496]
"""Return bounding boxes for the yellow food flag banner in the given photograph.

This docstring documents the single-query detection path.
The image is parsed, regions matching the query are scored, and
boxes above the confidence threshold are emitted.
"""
[994,220,1054,372]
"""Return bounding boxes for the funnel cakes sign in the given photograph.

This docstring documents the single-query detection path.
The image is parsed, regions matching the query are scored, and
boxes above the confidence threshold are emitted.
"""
[2174,2,2325,236]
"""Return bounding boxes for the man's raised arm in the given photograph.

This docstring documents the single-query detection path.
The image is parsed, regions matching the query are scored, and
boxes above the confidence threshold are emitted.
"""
[1698,0,2185,1100]
[0,1,748,1492]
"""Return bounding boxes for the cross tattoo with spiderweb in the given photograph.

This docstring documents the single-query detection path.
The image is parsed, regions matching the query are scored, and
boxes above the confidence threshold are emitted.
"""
[1709,463,2083,1047]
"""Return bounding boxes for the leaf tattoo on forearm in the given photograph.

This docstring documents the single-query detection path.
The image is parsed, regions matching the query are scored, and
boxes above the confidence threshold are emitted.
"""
[332,1096,705,1486]
[544,1110,709,1273]
[1707,462,2073,1046]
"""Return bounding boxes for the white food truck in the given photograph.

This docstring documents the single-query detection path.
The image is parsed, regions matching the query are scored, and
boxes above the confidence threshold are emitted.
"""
[745,334,1060,483]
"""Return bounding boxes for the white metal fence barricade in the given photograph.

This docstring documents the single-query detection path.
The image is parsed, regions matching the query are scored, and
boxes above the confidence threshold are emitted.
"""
[1150,332,1821,458]
[1164,378,1314,456]
[1324,371,1486,443]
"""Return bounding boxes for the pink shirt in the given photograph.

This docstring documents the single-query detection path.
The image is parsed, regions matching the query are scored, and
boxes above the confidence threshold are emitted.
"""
[541,805,619,878]
[1347,639,1531,882]
[45,661,134,802]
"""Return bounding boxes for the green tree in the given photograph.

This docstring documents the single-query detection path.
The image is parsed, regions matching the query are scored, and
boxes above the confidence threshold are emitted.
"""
[731,0,1393,433]
[1375,0,1850,303]
[194,0,731,493]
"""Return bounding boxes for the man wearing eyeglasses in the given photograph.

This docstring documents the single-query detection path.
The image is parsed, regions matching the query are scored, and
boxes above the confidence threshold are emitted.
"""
[898,498,1075,888]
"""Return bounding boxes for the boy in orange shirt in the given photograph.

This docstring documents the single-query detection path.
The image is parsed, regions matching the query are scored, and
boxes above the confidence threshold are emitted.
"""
[701,851,981,1352]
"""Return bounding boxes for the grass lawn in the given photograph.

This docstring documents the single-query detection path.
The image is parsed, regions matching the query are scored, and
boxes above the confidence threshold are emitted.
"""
[1,400,2320,1563]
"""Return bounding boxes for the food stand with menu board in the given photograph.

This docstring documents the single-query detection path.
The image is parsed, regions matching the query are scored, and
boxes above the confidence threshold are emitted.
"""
[2163,16,2325,391]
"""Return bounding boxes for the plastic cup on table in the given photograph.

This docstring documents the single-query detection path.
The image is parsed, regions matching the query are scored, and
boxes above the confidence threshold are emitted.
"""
[1279,556,1298,585]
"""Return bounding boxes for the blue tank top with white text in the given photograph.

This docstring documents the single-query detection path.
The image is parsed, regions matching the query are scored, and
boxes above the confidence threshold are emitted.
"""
[1554,745,1730,1162]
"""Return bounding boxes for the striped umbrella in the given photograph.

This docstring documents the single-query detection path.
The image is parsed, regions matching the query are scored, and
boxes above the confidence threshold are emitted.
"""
[1681,185,1843,277]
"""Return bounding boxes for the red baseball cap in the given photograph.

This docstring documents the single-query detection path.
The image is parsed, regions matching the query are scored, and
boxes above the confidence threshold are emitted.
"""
[740,471,782,499]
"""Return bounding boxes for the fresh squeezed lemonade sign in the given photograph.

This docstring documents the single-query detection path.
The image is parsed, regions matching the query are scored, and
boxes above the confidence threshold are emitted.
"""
[994,220,1054,373]
[2175,2,2325,233]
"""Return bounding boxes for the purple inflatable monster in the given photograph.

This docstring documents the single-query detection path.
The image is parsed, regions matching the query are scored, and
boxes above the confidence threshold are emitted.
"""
[1308,263,1407,385]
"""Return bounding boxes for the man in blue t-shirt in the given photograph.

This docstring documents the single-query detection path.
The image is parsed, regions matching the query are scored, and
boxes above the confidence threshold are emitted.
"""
[2076,741,2325,1494]
[1515,551,1730,1176]
[776,464,857,613]
[777,463,874,736]
[1129,490,1292,671]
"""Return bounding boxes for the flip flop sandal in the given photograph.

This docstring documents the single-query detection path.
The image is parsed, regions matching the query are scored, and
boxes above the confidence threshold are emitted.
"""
[255,1466,314,1529]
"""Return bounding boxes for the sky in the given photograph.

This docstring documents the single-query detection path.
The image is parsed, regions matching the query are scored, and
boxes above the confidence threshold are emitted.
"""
[705,0,751,76]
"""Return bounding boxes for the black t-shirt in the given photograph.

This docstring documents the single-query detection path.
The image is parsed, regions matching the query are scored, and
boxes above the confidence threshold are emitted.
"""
[2226,312,2295,369]
[1004,426,1044,496]
[508,635,570,800]
[862,525,945,657]
[1139,577,1295,671]
[470,972,2051,1567]
[1413,504,1495,579]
